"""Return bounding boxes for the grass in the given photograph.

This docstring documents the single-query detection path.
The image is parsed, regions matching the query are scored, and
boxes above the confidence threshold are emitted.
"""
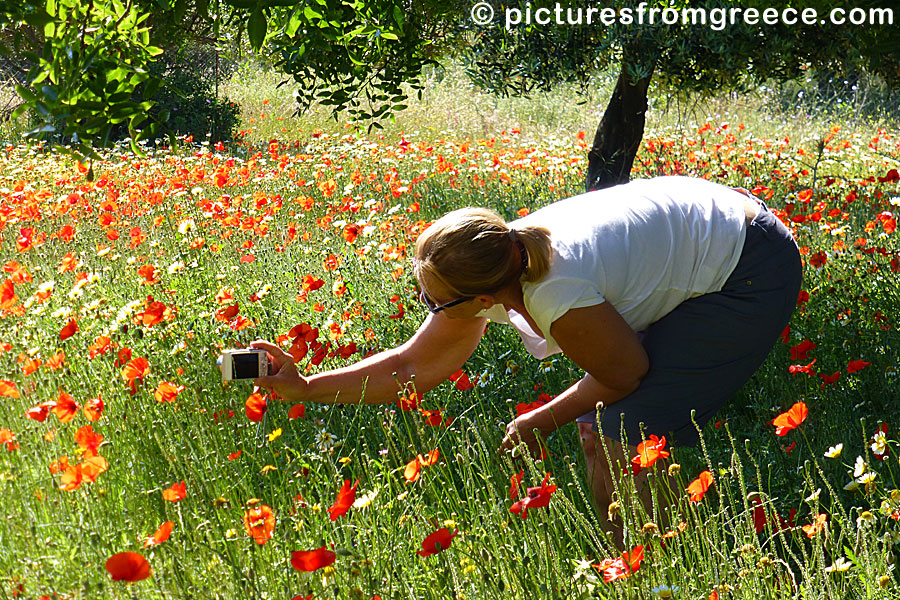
[0,67,900,599]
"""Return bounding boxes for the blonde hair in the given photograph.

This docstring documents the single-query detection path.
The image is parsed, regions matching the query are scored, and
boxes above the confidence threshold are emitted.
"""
[414,207,552,297]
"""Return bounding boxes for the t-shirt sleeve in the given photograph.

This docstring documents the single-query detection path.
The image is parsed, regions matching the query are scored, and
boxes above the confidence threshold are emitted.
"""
[526,277,606,338]
[475,304,510,323]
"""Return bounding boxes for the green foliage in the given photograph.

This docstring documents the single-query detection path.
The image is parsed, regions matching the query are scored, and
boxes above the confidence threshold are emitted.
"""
[8,0,169,159]
[136,44,240,144]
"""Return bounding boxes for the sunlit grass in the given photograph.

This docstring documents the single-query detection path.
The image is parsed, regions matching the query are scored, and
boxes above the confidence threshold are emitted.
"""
[0,120,899,599]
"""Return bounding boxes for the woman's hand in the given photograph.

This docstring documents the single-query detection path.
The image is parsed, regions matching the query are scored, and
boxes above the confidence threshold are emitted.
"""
[499,413,544,457]
[250,340,309,404]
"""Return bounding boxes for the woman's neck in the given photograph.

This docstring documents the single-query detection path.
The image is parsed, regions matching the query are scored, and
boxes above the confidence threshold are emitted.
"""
[495,281,525,313]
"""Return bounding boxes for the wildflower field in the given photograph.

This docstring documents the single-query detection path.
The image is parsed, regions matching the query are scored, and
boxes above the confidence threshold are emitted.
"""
[1,122,900,600]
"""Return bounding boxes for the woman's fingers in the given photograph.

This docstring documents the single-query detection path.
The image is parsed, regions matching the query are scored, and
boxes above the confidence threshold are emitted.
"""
[250,339,292,369]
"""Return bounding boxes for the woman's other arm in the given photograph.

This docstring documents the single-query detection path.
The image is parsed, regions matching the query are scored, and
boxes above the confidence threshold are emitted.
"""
[252,312,487,406]
[500,302,648,451]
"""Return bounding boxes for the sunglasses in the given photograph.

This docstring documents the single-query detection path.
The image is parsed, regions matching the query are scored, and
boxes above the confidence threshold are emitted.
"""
[418,289,474,314]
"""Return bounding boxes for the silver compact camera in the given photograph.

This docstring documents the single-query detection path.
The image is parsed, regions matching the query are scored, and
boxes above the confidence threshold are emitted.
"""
[217,349,270,381]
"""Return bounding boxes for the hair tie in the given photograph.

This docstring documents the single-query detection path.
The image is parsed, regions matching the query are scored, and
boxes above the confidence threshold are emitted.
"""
[508,228,517,243]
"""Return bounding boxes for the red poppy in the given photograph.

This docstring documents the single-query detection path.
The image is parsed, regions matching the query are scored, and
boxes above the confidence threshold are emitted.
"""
[301,275,325,292]
[631,435,670,469]
[509,469,524,499]
[162,481,186,502]
[328,479,359,521]
[397,391,419,412]
[105,552,152,582]
[808,251,827,268]
[26,401,53,422]
[291,546,336,572]
[245,393,267,422]
[288,403,306,419]
[592,545,644,582]
[819,371,841,387]
[515,393,553,417]
[143,521,174,547]
[416,527,459,557]
[509,473,557,519]
[789,339,816,361]
[847,359,871,374]
[788,357,818,376]
[243,504,276,545]
[59,318,78,341]
[773,402,808,436]
[420,408,448,428]
[687,470,714,503]
[448,369,473,391]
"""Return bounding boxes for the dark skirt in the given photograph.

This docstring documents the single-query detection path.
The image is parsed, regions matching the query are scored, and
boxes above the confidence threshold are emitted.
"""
[576,202,803,447]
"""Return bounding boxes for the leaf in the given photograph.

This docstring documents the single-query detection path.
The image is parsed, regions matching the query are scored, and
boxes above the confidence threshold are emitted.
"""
[15,84,37,104]
[380,31,398,41]
[24,10,53,29]
[247,8,267,51]
[285,8,303,37]
[304,5,323,21]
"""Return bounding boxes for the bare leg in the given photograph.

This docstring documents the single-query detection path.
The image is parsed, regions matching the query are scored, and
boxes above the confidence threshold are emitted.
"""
[579,423,671,548]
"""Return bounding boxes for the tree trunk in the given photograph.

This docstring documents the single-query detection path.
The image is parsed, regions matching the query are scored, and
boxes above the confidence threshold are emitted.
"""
[586,59,655,192]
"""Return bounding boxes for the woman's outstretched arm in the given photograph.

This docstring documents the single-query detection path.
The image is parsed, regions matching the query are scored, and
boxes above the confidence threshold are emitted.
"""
[251,312,487,406]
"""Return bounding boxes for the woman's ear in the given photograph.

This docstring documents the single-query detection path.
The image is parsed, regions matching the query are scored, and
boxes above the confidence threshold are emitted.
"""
[476,294,496,311]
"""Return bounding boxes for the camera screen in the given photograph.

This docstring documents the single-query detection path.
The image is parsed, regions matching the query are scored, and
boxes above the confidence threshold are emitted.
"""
[232,353,260,380]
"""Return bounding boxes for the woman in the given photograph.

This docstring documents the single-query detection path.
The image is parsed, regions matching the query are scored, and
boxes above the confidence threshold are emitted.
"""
[252,175,802,529]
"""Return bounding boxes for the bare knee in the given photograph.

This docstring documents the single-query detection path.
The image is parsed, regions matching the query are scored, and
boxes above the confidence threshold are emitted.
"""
[579,423,599,459]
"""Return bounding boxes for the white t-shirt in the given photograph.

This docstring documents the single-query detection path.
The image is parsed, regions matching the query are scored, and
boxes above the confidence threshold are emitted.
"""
[478,176,748,358]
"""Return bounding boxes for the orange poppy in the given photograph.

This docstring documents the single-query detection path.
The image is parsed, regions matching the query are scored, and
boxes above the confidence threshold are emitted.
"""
[74,425,103,454]
[243,504,276,545]
[0,428,18,451]
[404,449,439,483]
[328,479,358,521]
[0,380,19,398]
[121,357,150,382]
[631,435,670,469]
[687,470,714,503]
[772,402,808,436]
[83,395,104,422]
[802,513,828,538]
[105,552,152,582]
[154,382,185,403]
[45,351,66,370]
[79,455,108,483]
[88,335,112,359]
[52,390,80,423]
[162,481,186,502]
